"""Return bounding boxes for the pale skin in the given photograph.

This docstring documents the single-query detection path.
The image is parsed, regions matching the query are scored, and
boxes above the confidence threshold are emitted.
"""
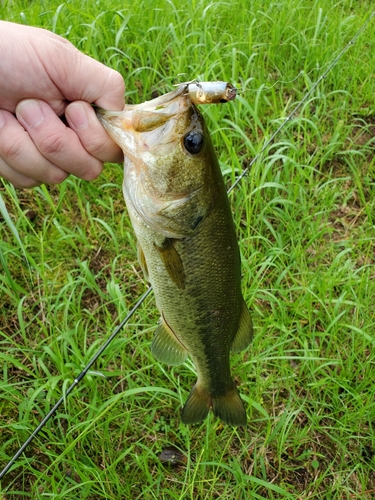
[0,21,125,188]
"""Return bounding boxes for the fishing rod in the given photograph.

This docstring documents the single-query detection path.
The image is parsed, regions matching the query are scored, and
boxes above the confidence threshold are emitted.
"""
[1,11,373,481]
[0,288,152,480]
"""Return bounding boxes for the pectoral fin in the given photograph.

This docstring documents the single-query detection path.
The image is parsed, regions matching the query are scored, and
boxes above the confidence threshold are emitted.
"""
[231,300,253,353]
[151,318,188,365]
[154,238,185,289]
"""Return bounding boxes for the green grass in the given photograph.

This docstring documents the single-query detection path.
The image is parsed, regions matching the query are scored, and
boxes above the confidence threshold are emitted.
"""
[1,0,375,498]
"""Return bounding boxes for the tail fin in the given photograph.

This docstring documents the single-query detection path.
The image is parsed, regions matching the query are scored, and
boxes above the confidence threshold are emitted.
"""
[181,384,247,427]
[212,387,247,427]
[181,385,210,424]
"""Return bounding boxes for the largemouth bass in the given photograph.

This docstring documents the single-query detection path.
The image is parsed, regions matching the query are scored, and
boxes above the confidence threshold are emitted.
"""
[96,82,253,426]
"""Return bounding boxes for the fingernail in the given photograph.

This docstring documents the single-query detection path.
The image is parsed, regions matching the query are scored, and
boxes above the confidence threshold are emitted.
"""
[68,103,88,129]
[18,100,44,127]
[0,110,5,128]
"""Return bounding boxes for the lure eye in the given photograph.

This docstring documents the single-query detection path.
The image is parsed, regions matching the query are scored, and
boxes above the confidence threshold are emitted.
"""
[183,131,204,155]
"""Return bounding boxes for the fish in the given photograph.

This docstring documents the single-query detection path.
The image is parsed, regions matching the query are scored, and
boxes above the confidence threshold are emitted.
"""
[96,82,253,426]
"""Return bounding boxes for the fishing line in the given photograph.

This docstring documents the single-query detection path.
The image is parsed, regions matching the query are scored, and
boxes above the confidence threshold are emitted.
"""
[1,11,373,480]
[261,68,318,92]
[228,11,375,195]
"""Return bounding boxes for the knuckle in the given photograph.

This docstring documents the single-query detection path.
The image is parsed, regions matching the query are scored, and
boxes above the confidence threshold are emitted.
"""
[102,70,125,99]
[84,135,108,157]
[111,71,126,94]
[78,127,122,163]
[74,124,109,158]
[16,178,41,189]
[81,162,103,181]
[39,131,66,156]
[46,169,69,185]
[1,133,25,161]
[4,171,41,189]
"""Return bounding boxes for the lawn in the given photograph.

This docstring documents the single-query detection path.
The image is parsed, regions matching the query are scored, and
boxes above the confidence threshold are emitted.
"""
[1,0,375,498]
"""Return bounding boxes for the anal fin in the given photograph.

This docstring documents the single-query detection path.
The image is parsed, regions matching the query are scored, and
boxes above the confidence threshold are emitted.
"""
[231,299,253,353]
[151,318,188,365]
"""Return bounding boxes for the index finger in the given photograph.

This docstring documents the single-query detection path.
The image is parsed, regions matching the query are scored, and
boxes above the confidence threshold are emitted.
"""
[45,41,126,110]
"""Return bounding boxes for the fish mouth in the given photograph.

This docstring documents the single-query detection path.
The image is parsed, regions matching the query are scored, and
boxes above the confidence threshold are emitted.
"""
[94,83,189,120]
[95,84,198,159]
[125,84,189,111]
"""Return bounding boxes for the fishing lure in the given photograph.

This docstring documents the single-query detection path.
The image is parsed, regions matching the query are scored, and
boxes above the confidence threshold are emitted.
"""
[186,81,239,104]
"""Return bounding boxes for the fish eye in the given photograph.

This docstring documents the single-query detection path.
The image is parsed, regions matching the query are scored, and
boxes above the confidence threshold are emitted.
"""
[183,131,204,155]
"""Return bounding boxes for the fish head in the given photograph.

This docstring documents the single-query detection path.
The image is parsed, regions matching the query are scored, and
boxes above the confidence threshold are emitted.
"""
[96,85,218,237]
[95,85,215,198]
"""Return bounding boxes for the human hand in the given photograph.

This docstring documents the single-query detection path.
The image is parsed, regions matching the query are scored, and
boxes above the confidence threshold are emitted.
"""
[0,21,125,188]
